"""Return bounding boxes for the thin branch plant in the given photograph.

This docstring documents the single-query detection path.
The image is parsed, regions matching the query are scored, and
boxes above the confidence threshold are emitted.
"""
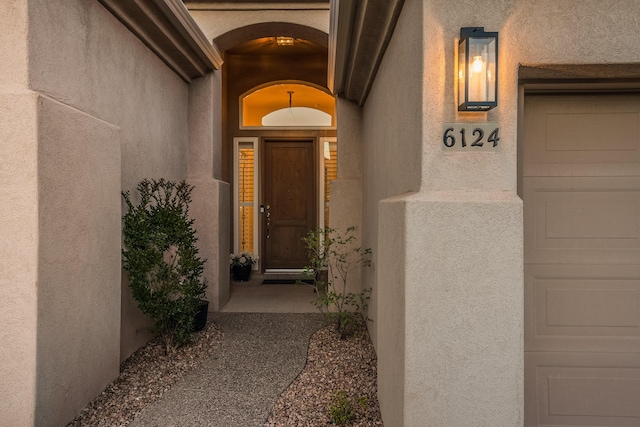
[301,226,372,339]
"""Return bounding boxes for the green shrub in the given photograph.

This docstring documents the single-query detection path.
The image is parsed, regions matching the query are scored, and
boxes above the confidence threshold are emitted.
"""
[122,179,207,353]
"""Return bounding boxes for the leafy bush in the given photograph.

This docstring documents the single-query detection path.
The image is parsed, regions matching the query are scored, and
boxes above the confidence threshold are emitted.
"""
[122,179,207,353]
[301,227,372,339]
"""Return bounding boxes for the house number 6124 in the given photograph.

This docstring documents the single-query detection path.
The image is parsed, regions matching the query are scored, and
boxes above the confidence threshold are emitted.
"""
[441,123,500,151]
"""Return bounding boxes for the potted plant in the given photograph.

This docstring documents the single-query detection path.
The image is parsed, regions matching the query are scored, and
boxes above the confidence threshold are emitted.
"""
[230,251,258,281]
[122,179,208,353]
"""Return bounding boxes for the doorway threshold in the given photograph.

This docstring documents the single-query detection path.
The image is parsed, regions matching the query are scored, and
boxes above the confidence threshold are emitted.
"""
[264,269,306,274]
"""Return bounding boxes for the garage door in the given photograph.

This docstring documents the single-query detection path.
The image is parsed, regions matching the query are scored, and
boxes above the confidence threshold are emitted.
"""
[524,93,640,426]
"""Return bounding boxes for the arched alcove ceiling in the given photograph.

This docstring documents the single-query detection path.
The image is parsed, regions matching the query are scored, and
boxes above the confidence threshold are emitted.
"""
[216,21,333,130]
[216,21,330,92]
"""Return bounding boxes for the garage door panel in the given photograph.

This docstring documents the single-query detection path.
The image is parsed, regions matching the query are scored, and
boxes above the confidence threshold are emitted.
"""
[524,95,640,175]
[525,93,640,426]
[525,352,640,427]
[524,177,640,264]
[525,264,640,353]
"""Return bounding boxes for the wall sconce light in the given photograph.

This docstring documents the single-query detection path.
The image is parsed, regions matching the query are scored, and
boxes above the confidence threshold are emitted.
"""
[458,27,498,111]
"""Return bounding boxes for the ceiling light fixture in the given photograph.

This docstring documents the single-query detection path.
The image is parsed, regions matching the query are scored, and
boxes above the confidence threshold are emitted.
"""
[276,36,295,46]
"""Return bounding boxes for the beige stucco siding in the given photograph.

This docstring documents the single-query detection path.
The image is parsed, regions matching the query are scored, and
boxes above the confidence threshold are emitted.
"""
[26,0,191,365]
[0,0,28,90]
[0,93,39,427]
[422,0,640,194]
[363,0,640,425]
[28,0,190,190]
[361,0,423,422]
[1,0,195,424]
[189,7,329,41]
[401,191,523,426]
[35,95,122,426]
[361,0,423,347]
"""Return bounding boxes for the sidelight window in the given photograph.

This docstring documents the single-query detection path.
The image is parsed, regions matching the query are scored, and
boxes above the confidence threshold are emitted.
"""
[233,138,259,257]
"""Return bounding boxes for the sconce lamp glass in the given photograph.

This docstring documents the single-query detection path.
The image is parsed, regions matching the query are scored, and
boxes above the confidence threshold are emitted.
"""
[458,27,498,111]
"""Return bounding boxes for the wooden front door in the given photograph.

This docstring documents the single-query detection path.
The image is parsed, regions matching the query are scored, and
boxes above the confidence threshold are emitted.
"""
[262,139,317,270]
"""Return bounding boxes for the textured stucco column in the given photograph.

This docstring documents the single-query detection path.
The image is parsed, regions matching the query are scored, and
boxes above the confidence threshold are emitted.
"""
[190,180,230,310]
[1,93,122,427]
[0,92,39,427]
[0,2,34,421]
[36,95,122,426]
[378,191,523,426]
[1,3,122,422]
[330,97,364,294]
[188,71,230,311]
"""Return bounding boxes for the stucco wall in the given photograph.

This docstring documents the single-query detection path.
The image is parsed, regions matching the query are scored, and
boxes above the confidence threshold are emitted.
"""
[0,93,39,427]
[0,5,35,426]
[359,0,640,425]
[188,72,231,311]
[0,0,194,424]
[359,0,423,423]
[189,7,329,41]
[330,98,364,281]
[28,0,190,189]
[35,95,122,426]
[361,0,423,346]
[422,0,640,194]
[0,0,28,90]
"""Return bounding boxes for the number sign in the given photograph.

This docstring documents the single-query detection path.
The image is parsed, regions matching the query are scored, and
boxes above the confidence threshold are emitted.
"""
[442,123,500,151]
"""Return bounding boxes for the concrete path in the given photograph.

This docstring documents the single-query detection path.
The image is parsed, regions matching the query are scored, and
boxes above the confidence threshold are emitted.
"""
[129,312,325,427]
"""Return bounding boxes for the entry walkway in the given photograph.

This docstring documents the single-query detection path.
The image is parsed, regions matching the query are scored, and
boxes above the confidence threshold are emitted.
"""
[221,274,318,313]
[129,279,324,426]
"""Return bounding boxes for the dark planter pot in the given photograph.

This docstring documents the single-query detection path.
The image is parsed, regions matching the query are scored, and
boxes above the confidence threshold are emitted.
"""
[193,299,209,331]
[232,264,252,281]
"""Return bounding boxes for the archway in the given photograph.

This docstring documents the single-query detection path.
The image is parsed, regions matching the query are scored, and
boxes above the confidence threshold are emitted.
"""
[215,23,337,273]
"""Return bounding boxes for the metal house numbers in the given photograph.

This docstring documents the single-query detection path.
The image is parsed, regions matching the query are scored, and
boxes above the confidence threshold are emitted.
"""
[441,123,500,151]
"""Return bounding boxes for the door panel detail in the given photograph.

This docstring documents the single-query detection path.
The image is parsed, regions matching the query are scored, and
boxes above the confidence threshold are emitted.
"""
[262,140,316,269]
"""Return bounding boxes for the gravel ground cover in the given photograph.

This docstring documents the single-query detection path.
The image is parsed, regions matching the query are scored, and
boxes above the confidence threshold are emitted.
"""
[266,323,383,427]
[67,318,382,426]
[67,323,223,427]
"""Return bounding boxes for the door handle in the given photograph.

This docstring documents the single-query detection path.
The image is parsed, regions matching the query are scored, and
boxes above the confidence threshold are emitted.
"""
[265,204,271,239]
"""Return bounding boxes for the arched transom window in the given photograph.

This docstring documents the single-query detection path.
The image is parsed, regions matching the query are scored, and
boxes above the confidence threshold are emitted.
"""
[241,82,335,128]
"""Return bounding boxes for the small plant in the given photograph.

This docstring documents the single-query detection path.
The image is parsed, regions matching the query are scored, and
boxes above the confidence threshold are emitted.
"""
[301,226,372,339]
[328,390,369,426]
[329,390,354,425]
[122,179,207,353]
[229,251,259,267]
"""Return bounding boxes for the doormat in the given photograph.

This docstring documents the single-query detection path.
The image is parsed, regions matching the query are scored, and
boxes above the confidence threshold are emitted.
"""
[261,279,315,285]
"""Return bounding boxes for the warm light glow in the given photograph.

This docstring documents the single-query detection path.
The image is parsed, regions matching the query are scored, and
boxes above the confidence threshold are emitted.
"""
[471,55,484,73]
[276,36,294,46]
[242,83,335,127]
[261,107,332,126]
